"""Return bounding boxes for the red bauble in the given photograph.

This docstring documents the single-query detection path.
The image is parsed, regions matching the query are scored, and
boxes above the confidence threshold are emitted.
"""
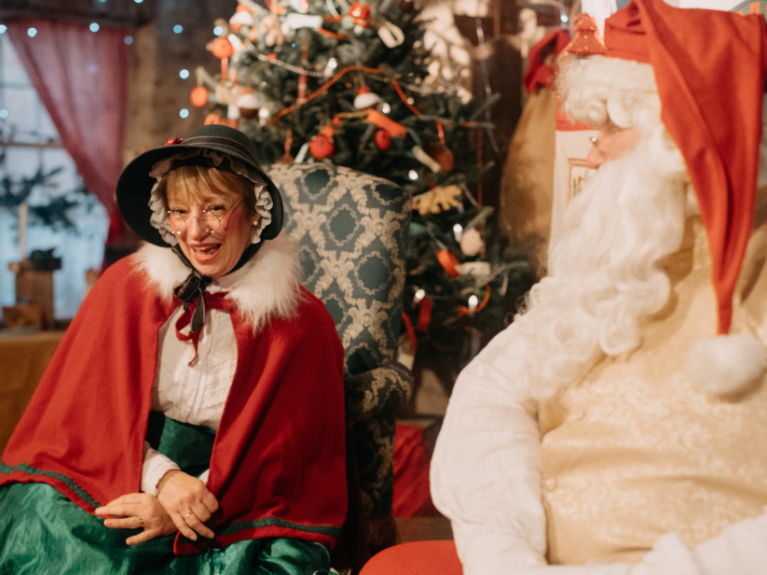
[310,135,334,159]
[349,2,372,27]
[437,249,460,277]
[190,86,209,107]
[426,143,454,172]
[211,37,234,59]
[374,129,391,150]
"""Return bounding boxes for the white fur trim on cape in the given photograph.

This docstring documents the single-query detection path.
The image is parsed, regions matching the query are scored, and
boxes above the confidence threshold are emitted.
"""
[132,233,303,332]
[686,334,767,396]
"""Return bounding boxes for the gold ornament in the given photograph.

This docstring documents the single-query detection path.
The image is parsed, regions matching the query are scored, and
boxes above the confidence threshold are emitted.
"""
[412,185,462,215]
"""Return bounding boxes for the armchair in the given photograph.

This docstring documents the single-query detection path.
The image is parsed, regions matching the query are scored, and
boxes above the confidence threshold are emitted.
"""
[267,162,413,554]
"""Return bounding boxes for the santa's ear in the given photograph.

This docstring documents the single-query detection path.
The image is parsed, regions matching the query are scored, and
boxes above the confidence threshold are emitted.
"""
[686,334,767,396]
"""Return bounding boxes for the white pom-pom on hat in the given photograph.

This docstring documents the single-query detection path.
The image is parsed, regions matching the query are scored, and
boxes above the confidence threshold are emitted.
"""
[686,334,767,396]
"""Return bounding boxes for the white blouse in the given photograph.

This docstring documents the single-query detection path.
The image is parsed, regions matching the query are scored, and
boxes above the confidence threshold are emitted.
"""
[141,266,248,495]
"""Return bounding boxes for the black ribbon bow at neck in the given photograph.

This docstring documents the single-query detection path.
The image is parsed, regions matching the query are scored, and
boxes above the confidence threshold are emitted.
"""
[172,246,213,333]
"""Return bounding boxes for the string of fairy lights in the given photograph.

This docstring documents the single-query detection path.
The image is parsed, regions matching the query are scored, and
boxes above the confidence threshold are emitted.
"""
[188,0,501,326]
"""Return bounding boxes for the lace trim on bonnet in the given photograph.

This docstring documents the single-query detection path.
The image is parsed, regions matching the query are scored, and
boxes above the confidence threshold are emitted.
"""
[147,149,273,247]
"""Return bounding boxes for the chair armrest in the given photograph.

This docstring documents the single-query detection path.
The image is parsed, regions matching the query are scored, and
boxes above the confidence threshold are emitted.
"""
[345,363,413,424]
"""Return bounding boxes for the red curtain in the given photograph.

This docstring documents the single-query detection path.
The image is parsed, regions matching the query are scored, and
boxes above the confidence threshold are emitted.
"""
[6,18,130,244]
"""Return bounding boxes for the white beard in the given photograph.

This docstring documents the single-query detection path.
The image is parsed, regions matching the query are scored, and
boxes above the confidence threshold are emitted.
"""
[515,136,689,399]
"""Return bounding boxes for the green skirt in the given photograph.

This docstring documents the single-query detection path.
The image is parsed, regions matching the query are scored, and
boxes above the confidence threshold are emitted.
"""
[0,483,331,575]
[0,414,332,574]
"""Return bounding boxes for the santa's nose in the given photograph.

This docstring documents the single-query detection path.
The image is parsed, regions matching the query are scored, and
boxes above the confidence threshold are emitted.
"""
[586,124,640,169]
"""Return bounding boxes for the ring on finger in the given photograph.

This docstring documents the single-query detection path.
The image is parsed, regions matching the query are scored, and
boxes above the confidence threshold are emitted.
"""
[138,516,144,527]
[185,513,193,519]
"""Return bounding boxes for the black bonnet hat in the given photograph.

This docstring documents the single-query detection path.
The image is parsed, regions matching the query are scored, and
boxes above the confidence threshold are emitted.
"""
[116,124,283,247]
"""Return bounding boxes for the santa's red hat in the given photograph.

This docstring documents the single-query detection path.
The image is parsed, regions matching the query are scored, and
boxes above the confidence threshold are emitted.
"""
[566,0,767,395]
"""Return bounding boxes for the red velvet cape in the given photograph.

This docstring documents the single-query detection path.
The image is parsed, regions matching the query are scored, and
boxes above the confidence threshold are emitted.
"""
[0,254,347,555]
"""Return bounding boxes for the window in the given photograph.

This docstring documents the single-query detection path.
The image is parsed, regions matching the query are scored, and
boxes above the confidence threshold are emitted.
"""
[0,31,109,321]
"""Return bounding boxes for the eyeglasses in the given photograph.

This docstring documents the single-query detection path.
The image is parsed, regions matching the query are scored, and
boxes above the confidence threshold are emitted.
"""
[167,200,240,234]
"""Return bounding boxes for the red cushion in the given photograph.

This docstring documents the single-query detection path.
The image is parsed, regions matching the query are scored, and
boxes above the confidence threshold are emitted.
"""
[393,423,440,517]
[360,541,462,575]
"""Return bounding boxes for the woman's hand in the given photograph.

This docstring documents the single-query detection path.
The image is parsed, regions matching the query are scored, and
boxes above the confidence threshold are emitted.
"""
[95,493,176,545]
[155,469,219,541]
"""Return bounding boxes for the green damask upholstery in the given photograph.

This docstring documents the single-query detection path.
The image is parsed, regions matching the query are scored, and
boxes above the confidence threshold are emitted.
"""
[267,162,413,542]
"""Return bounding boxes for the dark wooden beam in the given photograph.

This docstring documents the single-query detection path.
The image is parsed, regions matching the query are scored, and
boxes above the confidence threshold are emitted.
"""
[0,0,153,28]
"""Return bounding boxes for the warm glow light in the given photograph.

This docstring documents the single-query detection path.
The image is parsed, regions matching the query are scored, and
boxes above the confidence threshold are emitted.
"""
[408,170,418,181]
[381,103,391,114]
[468,295,479,314]
[259,108,270,118]
[453,223,463,242]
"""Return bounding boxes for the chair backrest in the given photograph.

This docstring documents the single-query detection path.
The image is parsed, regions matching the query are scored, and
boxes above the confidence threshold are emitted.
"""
[267,162,410,375]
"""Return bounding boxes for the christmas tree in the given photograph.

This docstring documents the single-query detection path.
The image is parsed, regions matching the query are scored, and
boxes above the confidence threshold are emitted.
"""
[191,0,536,375]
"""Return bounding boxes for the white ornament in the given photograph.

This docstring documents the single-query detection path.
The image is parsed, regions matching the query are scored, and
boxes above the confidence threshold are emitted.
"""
[460,228,484,257]
[285,13,323,30]
[259,14,285,46]
[455,261,491,277]
[230,11,255,28]
[228,33,246,53]
[237,92,260,109]
[376,17,404,47]
[295,142,311,163]
[354,91,381,110]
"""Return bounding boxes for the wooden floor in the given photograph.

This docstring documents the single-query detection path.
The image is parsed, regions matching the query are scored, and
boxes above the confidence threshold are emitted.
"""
[395,516,453,543]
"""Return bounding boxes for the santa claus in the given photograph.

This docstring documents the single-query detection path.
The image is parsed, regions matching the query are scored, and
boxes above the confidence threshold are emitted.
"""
[362,0,767,573]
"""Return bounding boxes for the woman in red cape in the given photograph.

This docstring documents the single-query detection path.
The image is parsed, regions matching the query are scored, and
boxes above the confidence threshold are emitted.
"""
[0,125,347,574]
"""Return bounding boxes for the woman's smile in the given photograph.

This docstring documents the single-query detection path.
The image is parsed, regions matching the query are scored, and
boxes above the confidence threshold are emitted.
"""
[167,187,256,278]
[188,243,223,262]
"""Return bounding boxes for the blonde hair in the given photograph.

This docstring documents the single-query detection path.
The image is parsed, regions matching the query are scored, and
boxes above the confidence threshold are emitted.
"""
[157,164,256,216]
